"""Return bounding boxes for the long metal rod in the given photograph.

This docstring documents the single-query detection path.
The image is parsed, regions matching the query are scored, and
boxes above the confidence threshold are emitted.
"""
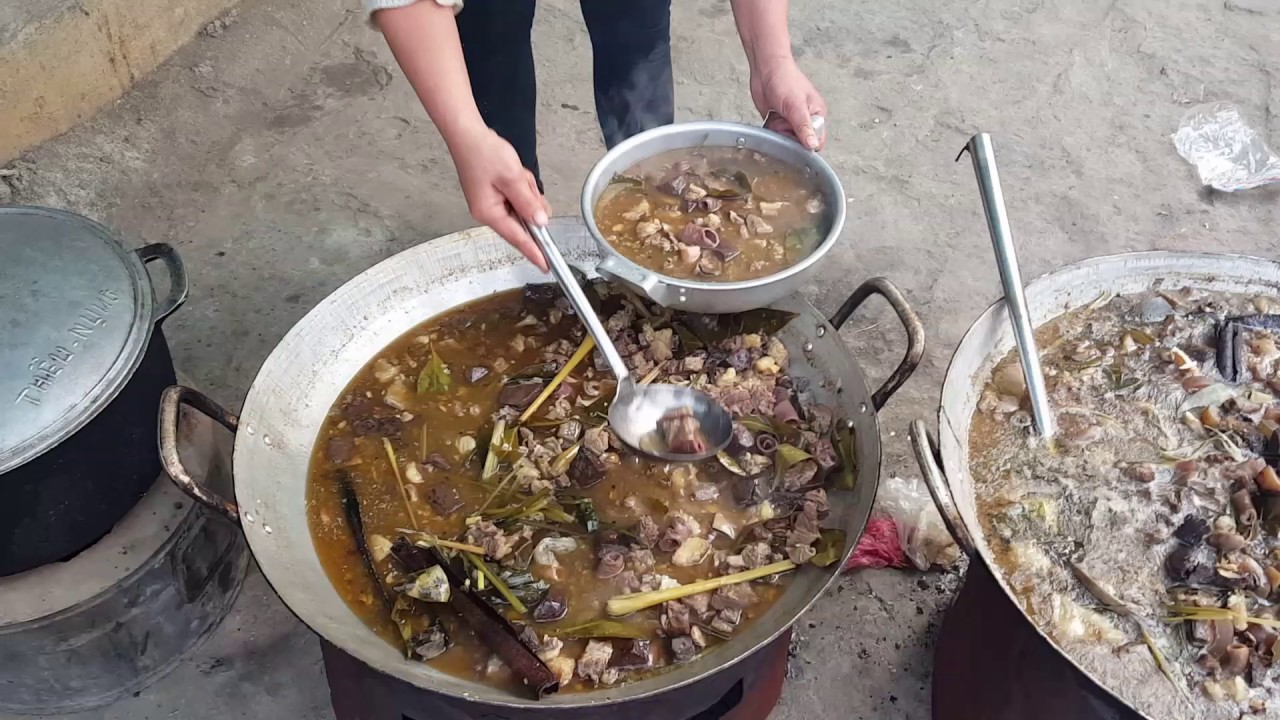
[958,133,1056,439]
[525,222,633,383]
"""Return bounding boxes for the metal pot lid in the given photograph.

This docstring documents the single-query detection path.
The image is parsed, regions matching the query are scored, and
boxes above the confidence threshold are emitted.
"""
[0,207,186,474]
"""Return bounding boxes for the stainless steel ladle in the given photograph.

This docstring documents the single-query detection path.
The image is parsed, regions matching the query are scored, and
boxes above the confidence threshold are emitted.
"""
[958,133,1057,439]
[525,222,733,461]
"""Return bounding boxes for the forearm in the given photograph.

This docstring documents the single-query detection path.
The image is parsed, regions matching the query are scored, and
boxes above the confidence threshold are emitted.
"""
[729,0,794,72]
[375,3,483,151]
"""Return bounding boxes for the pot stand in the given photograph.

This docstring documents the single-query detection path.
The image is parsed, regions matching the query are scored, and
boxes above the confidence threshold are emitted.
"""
[932,562,1138,720]
[323,630,790,720]
[0,399,247,715]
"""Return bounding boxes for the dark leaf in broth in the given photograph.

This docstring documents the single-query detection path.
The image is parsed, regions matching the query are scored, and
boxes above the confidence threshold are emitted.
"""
[679,309,799,346]
[509,362,562,380]
[810,529,848,568]
[784,227,821,263]
[571,497,602,533]
[773,444,814,492]
[548,620,650,640]
[493,572,550,607]
[705,169,753,199]
[417,349,453,395]
[832,420,857,491]
[673,323,705,353]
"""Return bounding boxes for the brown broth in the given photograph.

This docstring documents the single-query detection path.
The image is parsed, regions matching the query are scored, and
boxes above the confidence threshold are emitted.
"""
[593,147,830,282]
[306,289,787,694]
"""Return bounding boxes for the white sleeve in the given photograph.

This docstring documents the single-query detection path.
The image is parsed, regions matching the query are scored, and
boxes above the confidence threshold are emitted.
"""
[363,0,463,17]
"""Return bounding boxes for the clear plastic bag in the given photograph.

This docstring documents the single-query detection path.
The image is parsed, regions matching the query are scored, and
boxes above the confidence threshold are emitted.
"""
[875,475,960,571]
[1171,102,1280,192]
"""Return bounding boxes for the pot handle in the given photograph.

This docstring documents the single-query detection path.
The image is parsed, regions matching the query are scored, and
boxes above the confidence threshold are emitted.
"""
[827,277,925,410]
[135,243,189,323]
[159,385,241,524]
[908,419,976,555]
[596,255,664,297]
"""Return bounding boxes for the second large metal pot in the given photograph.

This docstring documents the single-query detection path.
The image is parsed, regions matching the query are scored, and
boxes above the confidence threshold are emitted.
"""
[158,217,922,711]
[0,206,187,576]
[910,251,1280,719]
[581,121,847,314]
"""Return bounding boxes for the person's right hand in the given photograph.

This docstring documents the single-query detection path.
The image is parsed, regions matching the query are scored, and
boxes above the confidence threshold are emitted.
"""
[449,127,551,271]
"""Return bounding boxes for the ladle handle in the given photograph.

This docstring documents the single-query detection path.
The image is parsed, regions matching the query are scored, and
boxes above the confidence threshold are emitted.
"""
[958,133,1056,439]
[526,222,632,383]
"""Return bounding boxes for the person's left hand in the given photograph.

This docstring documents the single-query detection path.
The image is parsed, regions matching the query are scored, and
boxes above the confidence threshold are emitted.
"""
[749,56,828,150]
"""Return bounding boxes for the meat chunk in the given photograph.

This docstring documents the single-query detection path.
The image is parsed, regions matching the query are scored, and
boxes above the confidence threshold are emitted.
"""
[611,639,652,670]
[711,583,758,611]
[568,446,609,488]
[326,436,354,464]
[671,636,698,663]
[596,548,626,579]
[630,548,655,573]
[682,592,712,615]
[787,503,822,549]
[740,542,773,570]
[644,326,676,362]
[659,407,707,455]
[546,656,575,686]
[582,425,610,455]
[465,521,516,560]
[661,600,692,635]
[498,380,545,409]
[781,459,819,490]
[537,635,564,662]
[658,512,703,553]
[577,640,614,684]
[635,515,661,549]
[427,485,464,516]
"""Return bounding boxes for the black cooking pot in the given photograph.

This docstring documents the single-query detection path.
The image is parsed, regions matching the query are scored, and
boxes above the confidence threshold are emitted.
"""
[0,207,187,576]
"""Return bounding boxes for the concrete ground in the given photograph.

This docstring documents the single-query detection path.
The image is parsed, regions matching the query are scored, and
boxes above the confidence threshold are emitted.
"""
[3,0,1278,717]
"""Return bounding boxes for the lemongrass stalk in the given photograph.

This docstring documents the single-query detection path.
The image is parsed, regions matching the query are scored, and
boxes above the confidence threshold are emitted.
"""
[383,437,420,530]
[520,337,596,423]
[464,552,527,614]
[480,418,507,483]
[606,560,796,617]
[394,530,487,556]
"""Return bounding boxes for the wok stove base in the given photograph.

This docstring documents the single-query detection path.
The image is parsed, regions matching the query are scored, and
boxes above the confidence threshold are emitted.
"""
[932,562,1140,720]
[323,629,790,720]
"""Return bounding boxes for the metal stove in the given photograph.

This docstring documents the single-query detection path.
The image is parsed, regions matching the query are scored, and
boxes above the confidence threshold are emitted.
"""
[323,630,791,720]
[932,562,1138,720]
[0,402,248,715]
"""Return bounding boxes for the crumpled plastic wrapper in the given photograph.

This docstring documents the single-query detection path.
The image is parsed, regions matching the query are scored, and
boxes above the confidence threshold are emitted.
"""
[874,475,960,571]
[1171,102,1280,192]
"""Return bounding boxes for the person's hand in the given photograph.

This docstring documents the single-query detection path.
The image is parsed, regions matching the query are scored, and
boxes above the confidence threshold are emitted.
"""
[449,127,551,271]
[749,56,828,151]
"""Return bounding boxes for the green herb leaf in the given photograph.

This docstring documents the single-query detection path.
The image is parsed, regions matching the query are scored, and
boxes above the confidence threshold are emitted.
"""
[548,620,650,640]
[573,497,601,533]
[717,451,747,476]
[417,349,452,395]
[773,443,813,490]
[833,420,857,491]
[810,529,848,568]
[737,415,776,434]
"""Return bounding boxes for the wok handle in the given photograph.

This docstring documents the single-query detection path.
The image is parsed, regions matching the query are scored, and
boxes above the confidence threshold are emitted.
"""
[827,277,925,410]
[158,385,241,524]
[908,419,976,555]
[135,243,189,324]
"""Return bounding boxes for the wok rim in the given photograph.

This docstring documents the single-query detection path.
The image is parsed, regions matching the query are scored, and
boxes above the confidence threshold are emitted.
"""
[228,220,885,709]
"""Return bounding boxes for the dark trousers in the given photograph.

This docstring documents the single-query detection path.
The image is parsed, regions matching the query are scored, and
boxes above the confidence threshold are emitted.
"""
[456,0,675,188]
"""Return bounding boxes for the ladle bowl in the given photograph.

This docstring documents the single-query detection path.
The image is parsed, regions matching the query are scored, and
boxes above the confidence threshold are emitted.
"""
[527,222,734,462]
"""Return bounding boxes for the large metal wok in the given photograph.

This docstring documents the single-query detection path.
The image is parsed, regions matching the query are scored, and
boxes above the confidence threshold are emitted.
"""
[158,218,924,710]
[910,250,1280,719]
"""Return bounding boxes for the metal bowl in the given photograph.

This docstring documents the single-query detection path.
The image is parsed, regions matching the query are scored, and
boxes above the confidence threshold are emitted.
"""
[580,121,847,314]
